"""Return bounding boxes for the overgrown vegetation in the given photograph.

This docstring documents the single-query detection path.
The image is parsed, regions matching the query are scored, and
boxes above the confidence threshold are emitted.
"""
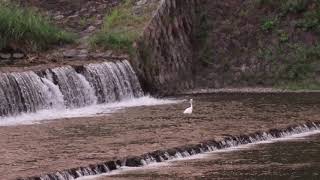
[257,0,311,14]
[261,18,277,31]
[296,10,320,32]
[0,2,74,51]
[255,0,320,89]
[91,0,156,53]
[258,43,320,89]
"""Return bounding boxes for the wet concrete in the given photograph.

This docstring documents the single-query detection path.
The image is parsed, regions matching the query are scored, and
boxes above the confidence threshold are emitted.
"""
[1,92,320,179]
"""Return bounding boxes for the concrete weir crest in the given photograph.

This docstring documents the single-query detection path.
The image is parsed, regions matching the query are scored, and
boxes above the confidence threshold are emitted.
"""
[18,121,320,180]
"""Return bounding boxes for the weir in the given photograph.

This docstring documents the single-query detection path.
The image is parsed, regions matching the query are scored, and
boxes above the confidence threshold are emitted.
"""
[0,60,143,117]
[18,121,320,180]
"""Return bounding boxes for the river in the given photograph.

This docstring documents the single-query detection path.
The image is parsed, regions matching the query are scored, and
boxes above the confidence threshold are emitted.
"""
[97,133,320,179]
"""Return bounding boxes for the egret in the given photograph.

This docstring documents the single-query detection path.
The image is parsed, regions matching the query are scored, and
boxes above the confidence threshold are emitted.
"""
[183,99,193,114]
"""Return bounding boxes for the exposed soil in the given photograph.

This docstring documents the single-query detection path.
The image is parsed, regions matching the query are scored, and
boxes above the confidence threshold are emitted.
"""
[1,92,319,179]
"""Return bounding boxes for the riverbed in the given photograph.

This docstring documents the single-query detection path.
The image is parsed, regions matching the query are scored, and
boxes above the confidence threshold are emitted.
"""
[1,92,319,179]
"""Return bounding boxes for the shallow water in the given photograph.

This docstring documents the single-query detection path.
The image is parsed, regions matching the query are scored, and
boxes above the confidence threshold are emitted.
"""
[1,92,320,179]
[103,133,320,179]
[0,96,179,126]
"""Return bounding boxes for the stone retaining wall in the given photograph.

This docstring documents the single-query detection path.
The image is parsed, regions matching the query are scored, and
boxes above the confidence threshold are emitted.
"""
[133,0,202,95]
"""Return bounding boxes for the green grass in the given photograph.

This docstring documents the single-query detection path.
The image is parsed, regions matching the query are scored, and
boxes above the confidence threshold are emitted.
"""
[257,43,320,89]
[90,0,156,53]
[257,0,311,14]
[280,0,310,14]
[277,81,320,90]
[283,44,320,81]
[261,18,277,31]
[0,2,74,51]
[295,9,320,32]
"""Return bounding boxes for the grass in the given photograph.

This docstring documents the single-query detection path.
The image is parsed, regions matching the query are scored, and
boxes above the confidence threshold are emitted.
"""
[295,9,320,32]
[280,0,310,14]
[277,81,320,90]
[257,0,311,14]
[256,42,320,90]
[283,44,319,81]
[261,18,277,31]
[0,2,74,51]
[90,0,156,53]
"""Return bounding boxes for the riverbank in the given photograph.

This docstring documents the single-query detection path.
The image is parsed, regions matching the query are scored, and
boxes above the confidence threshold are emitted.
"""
[1,92,319,179]
[183,87,320,95]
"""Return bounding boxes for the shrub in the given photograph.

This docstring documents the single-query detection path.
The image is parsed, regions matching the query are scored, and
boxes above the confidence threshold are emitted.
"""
[261,19,277,31]
[281,0,310,14]
[295,10,320,32]
[91,32,136,52]
[91,0,155,53]
[283,44,320,81]
[0,2,74,51]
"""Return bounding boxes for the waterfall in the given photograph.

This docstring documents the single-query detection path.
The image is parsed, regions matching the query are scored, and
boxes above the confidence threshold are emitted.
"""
[0,60,143,117]
[47,66,97,108]
[82,61,143,103]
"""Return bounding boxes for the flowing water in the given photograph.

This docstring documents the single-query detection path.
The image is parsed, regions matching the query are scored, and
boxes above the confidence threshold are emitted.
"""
[1,92,320,179]
[91,133,320,180]
[1,60,320,179]
[0,60,172,126]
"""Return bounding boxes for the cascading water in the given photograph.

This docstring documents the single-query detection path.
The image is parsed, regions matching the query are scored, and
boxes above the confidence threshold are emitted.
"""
[82,61,143,103]
[0,71,58,116]
[0,60,143,118]
[47,66,97,108]
[18,122,320,180]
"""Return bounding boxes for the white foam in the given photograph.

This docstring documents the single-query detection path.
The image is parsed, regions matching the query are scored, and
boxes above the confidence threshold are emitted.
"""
[0,96,180,126]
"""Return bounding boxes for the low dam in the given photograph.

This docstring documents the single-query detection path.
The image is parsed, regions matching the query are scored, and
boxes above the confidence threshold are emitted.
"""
[1,0,320,179]
[0,60,143,117]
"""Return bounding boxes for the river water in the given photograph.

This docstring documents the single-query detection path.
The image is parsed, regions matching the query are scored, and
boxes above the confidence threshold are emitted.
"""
[1,92,320,179]
[94,133,320,179]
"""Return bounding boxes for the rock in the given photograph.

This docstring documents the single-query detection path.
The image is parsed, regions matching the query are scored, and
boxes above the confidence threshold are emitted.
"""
[125,156,143,167]
[63,49,78,58]
[12,53,25,59]
[79,49,88,54]
[68,14,79,19]
[77,49,88,59]
[94,19,103,26]
[0,53,11,59]
[105,50,113,57]
[136,0,147,6]
[86,26,96,32]
[119,54,129,59]
[54,15,64,20]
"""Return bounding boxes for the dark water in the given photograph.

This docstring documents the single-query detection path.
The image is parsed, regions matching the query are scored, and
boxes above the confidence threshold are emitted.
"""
[106,133,320,180]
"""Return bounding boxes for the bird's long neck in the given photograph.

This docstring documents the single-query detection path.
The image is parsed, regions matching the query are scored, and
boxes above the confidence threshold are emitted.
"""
[190,101,193,108]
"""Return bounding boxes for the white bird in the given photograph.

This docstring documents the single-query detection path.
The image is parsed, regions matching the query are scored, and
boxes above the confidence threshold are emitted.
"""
[183,99,193,114]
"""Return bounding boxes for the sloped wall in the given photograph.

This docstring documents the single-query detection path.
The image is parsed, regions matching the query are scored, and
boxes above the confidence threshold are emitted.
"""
[134,0,201,95]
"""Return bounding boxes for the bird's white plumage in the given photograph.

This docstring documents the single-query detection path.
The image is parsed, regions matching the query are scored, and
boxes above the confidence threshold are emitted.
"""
[183,99,193,114]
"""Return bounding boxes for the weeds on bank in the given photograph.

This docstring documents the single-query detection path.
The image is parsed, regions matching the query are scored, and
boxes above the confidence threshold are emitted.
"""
[277,81,320,90]
[0,2,75,51]
[257,43,320,90]
[295,10,320,32]
[90,0,155,53]
[257,0,310,14]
